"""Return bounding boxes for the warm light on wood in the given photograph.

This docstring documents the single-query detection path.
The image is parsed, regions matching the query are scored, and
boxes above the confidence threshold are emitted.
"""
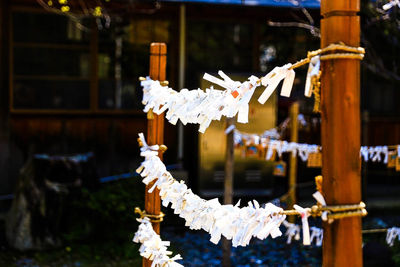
[320,0,363,266]
[143,43,167,267]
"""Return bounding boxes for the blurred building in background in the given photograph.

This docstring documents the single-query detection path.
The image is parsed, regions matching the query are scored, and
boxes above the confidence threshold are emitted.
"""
[0,0,399,213]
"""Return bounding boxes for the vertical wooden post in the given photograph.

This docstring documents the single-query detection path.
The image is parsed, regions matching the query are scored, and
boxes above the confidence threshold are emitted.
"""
[144,43,167,267]
[222,117,234,267]
[288,102,299,223]
[320,1,362,267]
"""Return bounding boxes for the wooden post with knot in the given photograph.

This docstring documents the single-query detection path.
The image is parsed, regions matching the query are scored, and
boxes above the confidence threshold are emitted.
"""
[320,1,363,266]
[143,43,167,267]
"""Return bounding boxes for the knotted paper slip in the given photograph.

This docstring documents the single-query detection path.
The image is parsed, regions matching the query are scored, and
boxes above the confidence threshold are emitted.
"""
[386,227,400,247]
[136,134,287,247]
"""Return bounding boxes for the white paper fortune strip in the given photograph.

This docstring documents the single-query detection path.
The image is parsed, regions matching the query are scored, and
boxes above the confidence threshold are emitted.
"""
[136,134,286,247]
[310,226,323,247]
[383,0,400,10]
[258,64,294,104]
[293,205,311,245]
[282,220,301,244]
[386,227,400,247]
[133,217,183,267]
[282,220,323,247]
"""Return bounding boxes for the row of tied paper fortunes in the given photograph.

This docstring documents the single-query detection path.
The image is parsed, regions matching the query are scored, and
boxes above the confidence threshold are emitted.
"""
[136,133,325,247]
[136,135,288,247]
[236,138,321,162]
[133,217,183,267]
[232,130,400,164]
[283,223,400,248]
[141,58,320,133]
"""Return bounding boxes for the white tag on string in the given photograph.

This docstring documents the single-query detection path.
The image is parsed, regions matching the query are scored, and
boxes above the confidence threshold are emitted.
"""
[310,226,323,247]
[293,205,310,245]
[382,0,400,10]
[360,146,369,162]
[283,220,301,244]
[280,69,296,97]
[386,227,400,246]
[237,86,256,123]
[258,65,290,104]
[383,146,389,164]
[203,73,230,90]
[312,191,333,223]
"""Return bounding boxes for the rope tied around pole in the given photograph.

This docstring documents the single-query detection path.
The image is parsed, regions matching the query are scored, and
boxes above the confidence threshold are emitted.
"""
[135,207,166,223]
[140,43,364,86]
[289,42,365,70]
[276,175,367,224]
[275,201,367,221]
[289,42,365,114]
[137,133,168,154]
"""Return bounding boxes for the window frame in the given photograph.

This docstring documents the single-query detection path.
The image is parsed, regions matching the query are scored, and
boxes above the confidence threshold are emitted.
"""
[9,5,145,115]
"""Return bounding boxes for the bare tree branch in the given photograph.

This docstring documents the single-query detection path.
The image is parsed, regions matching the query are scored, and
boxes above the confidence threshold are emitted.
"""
[267,20,321,38]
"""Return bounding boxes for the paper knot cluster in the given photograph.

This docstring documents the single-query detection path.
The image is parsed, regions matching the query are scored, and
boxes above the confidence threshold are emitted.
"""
[359,145,398,164]
[141,73,260,133]
[248,139,320,162]
[232,128,281,145]
[281,220,323,247]
[232,127,400,164]
[141,60,312,133]
[386,227,400,247]
[133,217,183,267]
[136,134,286,247]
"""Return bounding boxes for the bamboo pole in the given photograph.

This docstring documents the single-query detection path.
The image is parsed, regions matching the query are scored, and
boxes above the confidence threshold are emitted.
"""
[320,1,363,266]
[222,117,234,267]
[143,43,167,267]
[288,102,299,223]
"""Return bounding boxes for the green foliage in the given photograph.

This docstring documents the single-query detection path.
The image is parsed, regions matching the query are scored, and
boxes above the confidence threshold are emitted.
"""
[53,175,146,264]
[392,243,400,266]
[64,176,145,242]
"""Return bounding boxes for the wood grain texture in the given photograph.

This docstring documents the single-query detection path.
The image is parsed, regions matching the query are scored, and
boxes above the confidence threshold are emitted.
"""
[321,1,360,14]
[144,43,166,267]
[321,2,362,267]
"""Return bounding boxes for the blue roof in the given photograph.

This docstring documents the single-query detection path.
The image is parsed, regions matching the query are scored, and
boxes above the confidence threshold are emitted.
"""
[161,0,320,8]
